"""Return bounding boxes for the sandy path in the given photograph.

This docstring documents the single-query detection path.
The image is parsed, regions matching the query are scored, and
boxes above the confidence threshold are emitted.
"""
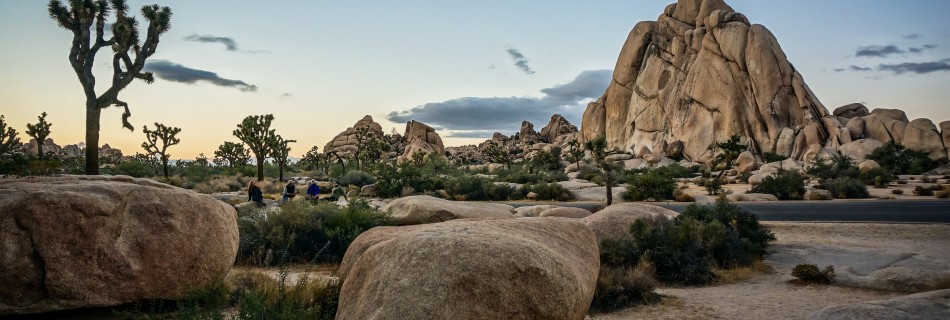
[595,223,950,319]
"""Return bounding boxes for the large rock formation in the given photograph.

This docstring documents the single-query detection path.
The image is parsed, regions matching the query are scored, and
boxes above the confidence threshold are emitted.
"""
[401,120,444,161]
[0,175,239,315]
[580,203,680,243]
[540,114,580,143]
[581,0,841,163]
[323,115,386,156]
[336,218,600,320]
[21,138,64,157]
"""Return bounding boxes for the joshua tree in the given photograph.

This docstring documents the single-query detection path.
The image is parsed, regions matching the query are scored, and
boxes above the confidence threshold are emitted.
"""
[481,141,512,170]
[233,115,276,181]
[713,134,744,177]
[194,153,209,167]
[565,138,585,170]
[0,115,22,157]
[26,112,53,160]
[48,0,173,175]
[214,141,250,168]
[353,127,371,170]
[585,135,615,205]
[141,123,180,178]
[268,134,296,182]
[300,146,328,174]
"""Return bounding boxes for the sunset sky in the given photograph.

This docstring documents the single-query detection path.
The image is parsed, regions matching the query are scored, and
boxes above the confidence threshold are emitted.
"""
[1,0,949,159]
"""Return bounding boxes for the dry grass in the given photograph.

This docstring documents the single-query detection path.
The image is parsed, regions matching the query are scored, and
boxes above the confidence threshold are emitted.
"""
[712,260,772,285]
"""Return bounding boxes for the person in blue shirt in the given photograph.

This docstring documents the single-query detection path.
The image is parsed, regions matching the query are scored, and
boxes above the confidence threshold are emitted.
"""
[306,179,321,202]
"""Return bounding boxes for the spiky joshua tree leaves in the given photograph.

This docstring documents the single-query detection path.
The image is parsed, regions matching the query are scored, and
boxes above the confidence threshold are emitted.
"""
[214,141,251,168]
[141,123,180,178]
[26,112,53,160]
[268,135,296,182]
[0,115,22,157]
[48,0,172,174]
[233,114,277,182]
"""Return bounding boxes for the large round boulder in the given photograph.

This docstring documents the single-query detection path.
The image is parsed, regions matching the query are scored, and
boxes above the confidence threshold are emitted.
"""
[808,289,950,320]
[337,218,600,320]
[839,139,884,162]
[580,203,679,243]
[0,175,239,315]
[381,195,515,225]
[540,207,592,218]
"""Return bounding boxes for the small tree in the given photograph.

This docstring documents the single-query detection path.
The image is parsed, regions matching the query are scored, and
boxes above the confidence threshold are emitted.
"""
[585,135,616,205]
[48,0,173,174]
[26,112,53,159]
[214,141,250,168]
[268,134,296,182]
[194,153,209,167]
[233,115,277,181]
[299,146,323,172]
[0,115,22,157]
[565,138,585,170]
[141,123,180,178]
[353,127,371,170]
[482,141,512,170]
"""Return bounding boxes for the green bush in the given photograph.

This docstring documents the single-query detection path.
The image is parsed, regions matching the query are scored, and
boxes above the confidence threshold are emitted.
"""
[336,170,376,187]
[373,163,437,198]
[624,171,676,201]
[763,152,787,163]
[825,177,869,199]
[914,185,934,196]
[860,167,895,187]
[236,199,390,266]
[867,141,937,174]
[627,163,697,179]
[791,264,835,284]
[526,182,572,201]
[589,261,660,313]
[806,154,858,180]
[681,198,777,267]
[703,177,724,195]
[751,169,806,200]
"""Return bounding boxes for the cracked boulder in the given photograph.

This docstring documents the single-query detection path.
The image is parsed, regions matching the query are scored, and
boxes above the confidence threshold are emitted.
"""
[580,0,840,163]
[0,175,238,315]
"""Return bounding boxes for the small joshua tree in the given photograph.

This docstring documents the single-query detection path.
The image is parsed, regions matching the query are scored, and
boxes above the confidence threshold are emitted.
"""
[215,141,250,168]
[268,134,296,182]
[233,115,277,181]
[0,115,22,157]
[482,141,512,170]
[585,135,617,205]
[141,123,180,178]
[26,112,53,159]
[48,0,173,174]
[565,138,585,170]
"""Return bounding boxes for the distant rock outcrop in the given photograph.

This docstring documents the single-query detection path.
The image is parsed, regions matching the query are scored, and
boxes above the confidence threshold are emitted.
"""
[324,115,386,156]
[540,114,579,143]
[21,138,64,157]
[401,120,444,161]
[581,0,842,163]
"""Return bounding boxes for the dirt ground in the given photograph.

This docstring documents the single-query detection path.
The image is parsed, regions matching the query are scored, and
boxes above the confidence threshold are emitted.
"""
[594,223,950,319]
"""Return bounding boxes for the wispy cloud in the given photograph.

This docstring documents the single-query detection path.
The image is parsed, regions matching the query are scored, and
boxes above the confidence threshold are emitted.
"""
[279,93,293,99]
[908,44,938,54]
[834,65,873,72]
[879,59,950,74]
[386,69,611,138]
[506,47,535,75]
[184,34,239,51]
[902,34,921,40]
[855,45,904,58]
[144,60,258,92]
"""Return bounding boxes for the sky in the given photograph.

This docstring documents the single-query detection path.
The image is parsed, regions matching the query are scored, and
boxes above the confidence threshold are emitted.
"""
[1,0,949,159]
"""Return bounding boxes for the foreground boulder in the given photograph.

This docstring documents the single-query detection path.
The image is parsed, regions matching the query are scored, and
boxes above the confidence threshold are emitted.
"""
[808,289,950,320]
[337,218,600,320]
[0,175,239,315]
[381,195,515,224]
[580,203,680,243]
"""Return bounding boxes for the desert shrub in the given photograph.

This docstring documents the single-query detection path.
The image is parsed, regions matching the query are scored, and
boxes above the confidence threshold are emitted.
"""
[192,182,214,194]
[236,200,390,266]
[859,167,895,187]
[750,169,806,200]
[892,189,904,195]
[336,170,376,187]
[374,163,437,198]
[589,261,660,313]
[762,152,787,163]
[703,177,725,195]
[486,183,517,201]
[791,264,835,284]
[577,165,602,184]
[914,186,934,196]
[806,191,832,200]
[824,177,870,199]
[525,182,572,201]
[108,160,156,178]
[936,191,949,199]
[867,141,937,174]
[681,198,776,267]
[806,154,858,180]
[600,215,718,285]
[444,175,490,201]
[624,171,676,201]
[627,163,697,179]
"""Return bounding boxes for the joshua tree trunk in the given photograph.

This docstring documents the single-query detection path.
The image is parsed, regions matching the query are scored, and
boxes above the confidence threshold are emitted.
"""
[85,105,101,174]
[278,163,285,182]
[161,156,169,178]
[605,169,613,206]
[256,156,265,182]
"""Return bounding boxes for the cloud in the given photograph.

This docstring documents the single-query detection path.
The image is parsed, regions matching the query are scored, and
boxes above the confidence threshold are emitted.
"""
[506,47,535,75]
[386,69,611,138]
[855,45,905,58]
[144,60,258,92]
[279,93,293,99]
[908,44,938,54]
[834,65,873,72]
[184,34,239,51]
[902,34,921,40]
[878,59,950,74]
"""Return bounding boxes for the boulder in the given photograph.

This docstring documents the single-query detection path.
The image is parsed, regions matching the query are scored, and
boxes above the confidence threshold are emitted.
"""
[360,184,377,197]
[808,289,950,320]
[728,193,779,202]
[643,153,662,164]
[858,160,881,172]
[515,205,560,218]
[381,195,515,225]
[579,2,839,165]
[569,186,624,203]
[862,114,907,144]
[759,158,803,175]
[870,108,909,122]
[736,151,758,174]
[605,153,634,162]
[833,103,870,119]
[902,118,947,161]
[845,117,866,141]
[402,120,444,162]
[557,180,600,190]
[838,139,884,162]
[0,176,238,315]
[942,121,950,161]
[539,207,592,219]
[748,173,773,186]
[539,114,579,143]
[337,218,599,320]
[519,120,541,143]
[324,115,386,157]
[580,203,679,243]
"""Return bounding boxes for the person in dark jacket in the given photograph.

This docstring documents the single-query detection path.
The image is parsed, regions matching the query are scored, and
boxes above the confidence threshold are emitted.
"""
[247,180,265,207]
[306,179,321,202]
[282,180,297,205]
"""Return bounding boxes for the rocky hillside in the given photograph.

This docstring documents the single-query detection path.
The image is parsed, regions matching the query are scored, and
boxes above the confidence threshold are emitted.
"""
[580,0,948,164]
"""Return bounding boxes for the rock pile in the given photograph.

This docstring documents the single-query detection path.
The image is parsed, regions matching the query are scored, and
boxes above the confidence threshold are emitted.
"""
[323,115,386,157]
[401,120,445,162]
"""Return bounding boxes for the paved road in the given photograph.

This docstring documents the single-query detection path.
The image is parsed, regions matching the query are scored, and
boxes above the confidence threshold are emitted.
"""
[505,200,950,224]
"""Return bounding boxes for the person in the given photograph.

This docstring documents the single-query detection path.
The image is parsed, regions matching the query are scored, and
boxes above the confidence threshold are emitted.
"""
[282,180,298,204]
[247,180,264,207]
[306,179,321,201]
